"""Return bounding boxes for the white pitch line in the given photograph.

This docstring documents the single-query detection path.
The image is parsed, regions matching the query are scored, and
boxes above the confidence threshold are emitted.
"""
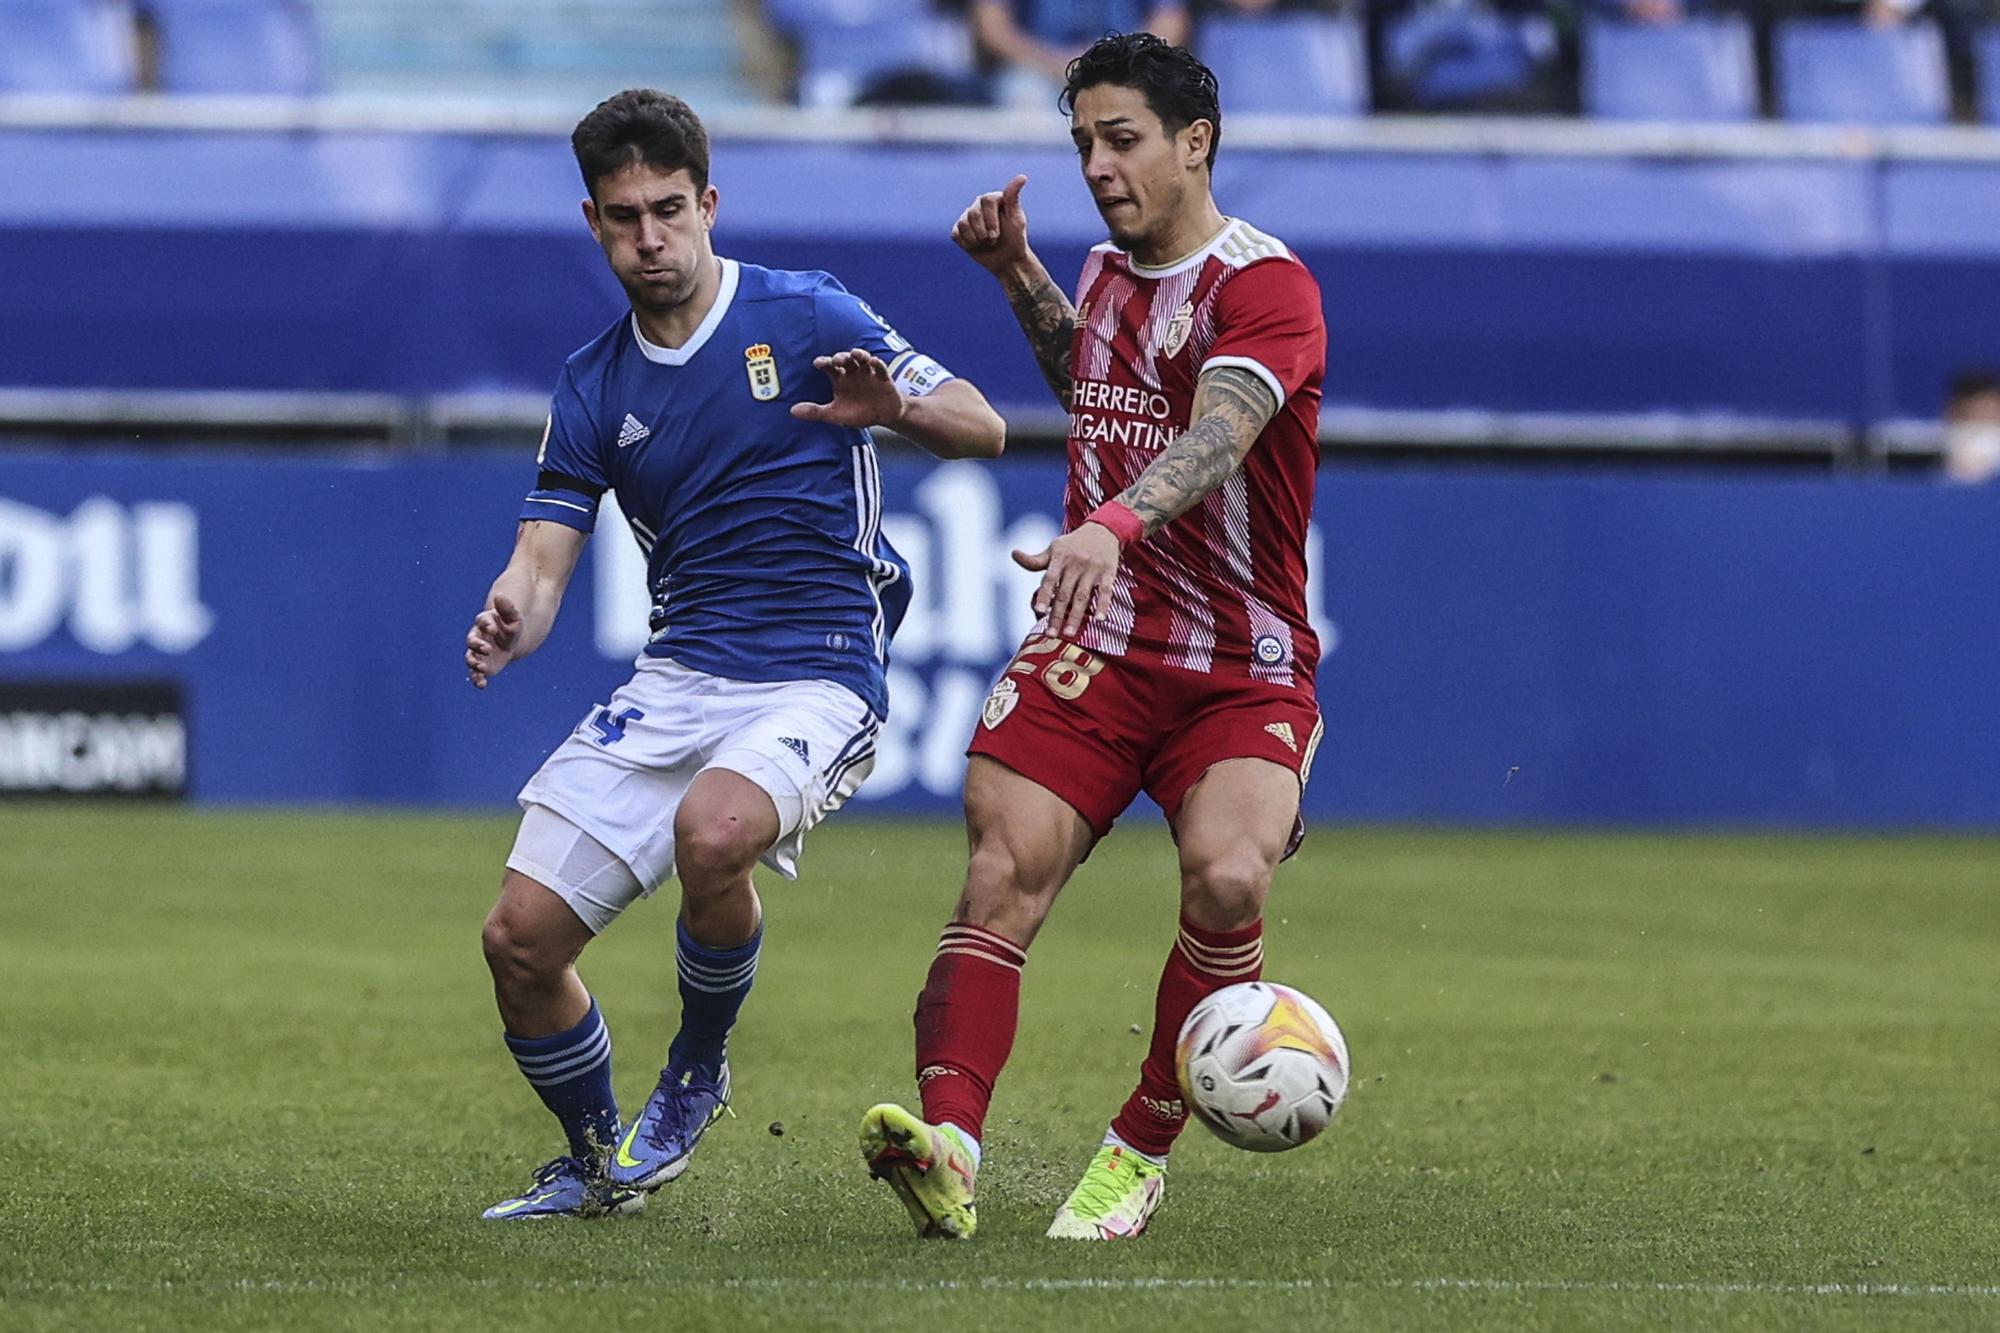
[4,1276,1998,1301]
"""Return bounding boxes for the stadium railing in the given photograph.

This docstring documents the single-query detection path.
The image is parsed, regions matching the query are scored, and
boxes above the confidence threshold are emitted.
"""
[2,95,1998,467]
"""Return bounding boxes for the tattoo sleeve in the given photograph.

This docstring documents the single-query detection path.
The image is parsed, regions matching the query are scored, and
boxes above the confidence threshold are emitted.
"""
[1001,269,1077,410]
[1114,366,1280,537]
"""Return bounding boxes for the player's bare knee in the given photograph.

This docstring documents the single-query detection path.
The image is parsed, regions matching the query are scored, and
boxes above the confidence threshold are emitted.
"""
[1180,851,1273,930]
[481,907,564,994]
[674,816,764,895]
[959,839,1058,936]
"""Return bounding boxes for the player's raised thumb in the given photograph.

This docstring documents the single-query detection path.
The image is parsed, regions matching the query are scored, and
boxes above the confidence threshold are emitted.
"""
[492,593,522,624]
[1011,545,1050,571]
[1001,174,1027,211]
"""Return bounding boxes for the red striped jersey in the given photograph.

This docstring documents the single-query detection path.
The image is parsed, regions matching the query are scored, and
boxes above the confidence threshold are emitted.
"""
[1062,217,1326,692]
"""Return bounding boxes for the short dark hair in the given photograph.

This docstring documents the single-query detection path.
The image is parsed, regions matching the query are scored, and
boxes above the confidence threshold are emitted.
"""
[1946,367,2000,407]
[571,88,709,198]
[1061,32,1222,169]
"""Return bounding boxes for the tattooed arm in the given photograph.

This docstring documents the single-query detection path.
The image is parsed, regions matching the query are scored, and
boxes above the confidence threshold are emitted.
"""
[1114,365,1278,536]
[999,266,1077,410]
[1012,364,1282,636]
[951,174,1076,410]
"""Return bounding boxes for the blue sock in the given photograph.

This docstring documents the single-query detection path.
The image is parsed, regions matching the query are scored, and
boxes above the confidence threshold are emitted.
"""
[505,997,620,1164]
[668,919,761,1078]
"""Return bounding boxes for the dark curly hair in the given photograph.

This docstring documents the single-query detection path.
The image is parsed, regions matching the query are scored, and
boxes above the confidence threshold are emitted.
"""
[1060,32,1222,169]
[571,88,709,198]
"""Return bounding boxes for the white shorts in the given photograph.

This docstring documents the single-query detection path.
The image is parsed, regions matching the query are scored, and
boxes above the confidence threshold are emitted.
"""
[507,658,879,931]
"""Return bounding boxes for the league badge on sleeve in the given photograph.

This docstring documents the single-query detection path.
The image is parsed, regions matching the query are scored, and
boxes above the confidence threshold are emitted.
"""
[745,343,782,401]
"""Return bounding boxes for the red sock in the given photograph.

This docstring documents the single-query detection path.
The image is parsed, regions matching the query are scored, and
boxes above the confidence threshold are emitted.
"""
[914,923,1026,1142]
[1109,915,1264,1158]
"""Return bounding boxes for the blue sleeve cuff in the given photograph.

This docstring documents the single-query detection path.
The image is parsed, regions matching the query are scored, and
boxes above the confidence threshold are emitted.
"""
[519,488,599,532]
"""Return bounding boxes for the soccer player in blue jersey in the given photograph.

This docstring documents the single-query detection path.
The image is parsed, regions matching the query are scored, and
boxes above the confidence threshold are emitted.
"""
[464,89,1005,1220]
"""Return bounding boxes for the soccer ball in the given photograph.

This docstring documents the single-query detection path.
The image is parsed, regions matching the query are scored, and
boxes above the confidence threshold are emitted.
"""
[1175,981,1350,1153]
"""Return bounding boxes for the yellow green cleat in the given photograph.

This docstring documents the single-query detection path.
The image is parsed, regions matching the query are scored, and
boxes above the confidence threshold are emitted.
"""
[859,1103,978,1239]
[1046,1143,1166,1239]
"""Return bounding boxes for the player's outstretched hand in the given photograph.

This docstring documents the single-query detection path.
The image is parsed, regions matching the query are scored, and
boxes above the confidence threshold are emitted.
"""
[1013,522,1121,638]
[952,175,1031,276]
[792,349,907,429]
[466,593,523,689]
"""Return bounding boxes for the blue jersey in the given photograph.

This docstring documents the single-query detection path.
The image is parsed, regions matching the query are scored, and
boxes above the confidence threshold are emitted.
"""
[520,259,955,717]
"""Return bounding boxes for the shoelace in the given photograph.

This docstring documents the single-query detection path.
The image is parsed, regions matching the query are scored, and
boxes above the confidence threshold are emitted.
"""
[641,1069,722,1151]
[1070,1155,1144,1217]
[528,1155,584,1190]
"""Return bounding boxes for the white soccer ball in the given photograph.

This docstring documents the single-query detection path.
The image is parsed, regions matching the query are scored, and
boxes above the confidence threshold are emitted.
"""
[1175,980,1350,1153]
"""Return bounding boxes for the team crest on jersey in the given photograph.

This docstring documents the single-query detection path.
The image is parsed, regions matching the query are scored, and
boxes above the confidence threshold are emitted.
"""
[1163,300,1194,358]
[744,343,781,401]
[981,676,1020,730]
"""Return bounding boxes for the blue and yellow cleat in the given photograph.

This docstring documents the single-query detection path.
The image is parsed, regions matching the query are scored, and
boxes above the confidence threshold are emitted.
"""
[480,1155,645,1220]
[607,1063,731,1192]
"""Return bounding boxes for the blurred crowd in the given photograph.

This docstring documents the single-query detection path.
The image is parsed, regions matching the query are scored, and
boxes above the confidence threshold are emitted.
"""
[758,0,2000,121]
[5,0,2000,122]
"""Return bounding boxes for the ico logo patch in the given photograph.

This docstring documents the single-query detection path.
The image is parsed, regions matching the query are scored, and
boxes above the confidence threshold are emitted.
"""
[745,342,781,401]
[1252,634,1287,667]
[981,676,1020,730]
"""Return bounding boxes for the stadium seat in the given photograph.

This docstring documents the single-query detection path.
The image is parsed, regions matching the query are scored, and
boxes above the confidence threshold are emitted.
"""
[144,0,322,95]
[0,0,138,95]
[1978,26,2000,126]
[1582,17,1758,122]
[770,0,975,108]
[1201,14,1369,117]
[1381,5,1555,110]
[1775,19,1950,126]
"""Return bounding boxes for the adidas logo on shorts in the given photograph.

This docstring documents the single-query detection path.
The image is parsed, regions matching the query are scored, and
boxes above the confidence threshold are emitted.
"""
[616,413,651,448]
[778,736,810,764]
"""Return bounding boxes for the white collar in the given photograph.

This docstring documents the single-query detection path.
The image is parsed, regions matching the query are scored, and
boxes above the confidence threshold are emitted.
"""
[631,257,739,366]
[1128,218,1237,278]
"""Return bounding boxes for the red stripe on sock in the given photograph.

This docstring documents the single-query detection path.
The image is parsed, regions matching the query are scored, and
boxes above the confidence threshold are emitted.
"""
[915,923,1024,1142]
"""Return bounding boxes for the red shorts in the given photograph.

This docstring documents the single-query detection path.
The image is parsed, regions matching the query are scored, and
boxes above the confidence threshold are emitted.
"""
[966,632,1324,845]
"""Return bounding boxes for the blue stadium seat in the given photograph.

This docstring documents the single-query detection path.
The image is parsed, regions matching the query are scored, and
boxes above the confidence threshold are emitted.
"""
[145,0,321,95]
[1381,5,1554,110]
[0,0,138,94]
[1775,19,1949,126]
[1978,27,2000,126]
[1201,14,1369,116]
[1583,18,1757,122]
[769,0,974,108]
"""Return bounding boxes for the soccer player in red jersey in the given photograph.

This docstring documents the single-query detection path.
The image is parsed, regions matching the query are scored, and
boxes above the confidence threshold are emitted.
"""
[860,32,1327,1240]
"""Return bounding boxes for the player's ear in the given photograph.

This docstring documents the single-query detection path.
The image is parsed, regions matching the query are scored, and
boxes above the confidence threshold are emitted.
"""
[581,197,601,242]
[700,184,719,231]
[1182,119,1213,172]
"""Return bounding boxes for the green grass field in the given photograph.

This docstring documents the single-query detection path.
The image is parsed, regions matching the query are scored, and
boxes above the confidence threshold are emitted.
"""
[3,806,1997,1331]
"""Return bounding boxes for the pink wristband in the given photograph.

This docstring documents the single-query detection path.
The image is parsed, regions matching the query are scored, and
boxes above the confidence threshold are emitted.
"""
[1084,500,1145,549]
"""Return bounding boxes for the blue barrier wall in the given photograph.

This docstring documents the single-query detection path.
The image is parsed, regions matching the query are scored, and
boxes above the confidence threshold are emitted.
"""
[3,130,2000,423]
[4,450,1995,827]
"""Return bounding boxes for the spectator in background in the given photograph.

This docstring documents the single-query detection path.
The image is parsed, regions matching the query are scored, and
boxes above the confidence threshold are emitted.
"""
[971,1,1191,104]
[1941,368,2000,483]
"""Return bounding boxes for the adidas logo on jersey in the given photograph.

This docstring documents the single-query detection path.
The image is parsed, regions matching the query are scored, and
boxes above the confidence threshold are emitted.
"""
[616,413,651,448]
[778,736,810,764]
